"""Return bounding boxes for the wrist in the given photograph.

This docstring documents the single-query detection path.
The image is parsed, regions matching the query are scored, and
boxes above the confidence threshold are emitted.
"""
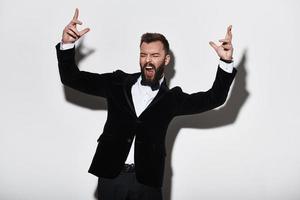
[220,57,233,63]
[60,41,75,50]
[61,40,74,45]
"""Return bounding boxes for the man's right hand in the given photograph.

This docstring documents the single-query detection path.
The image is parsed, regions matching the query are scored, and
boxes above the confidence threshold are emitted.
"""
[62,8,90,44]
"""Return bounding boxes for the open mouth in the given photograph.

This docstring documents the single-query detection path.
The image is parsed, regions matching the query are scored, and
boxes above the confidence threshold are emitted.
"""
[144,65,155,78]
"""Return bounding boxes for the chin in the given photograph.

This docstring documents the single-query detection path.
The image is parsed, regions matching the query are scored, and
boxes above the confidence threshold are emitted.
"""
[143,73,154,81]
[145,75,153,80]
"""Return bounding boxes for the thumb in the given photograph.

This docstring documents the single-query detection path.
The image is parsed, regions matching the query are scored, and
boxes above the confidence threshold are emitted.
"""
[209,41,218,51]
[79,28,90,37]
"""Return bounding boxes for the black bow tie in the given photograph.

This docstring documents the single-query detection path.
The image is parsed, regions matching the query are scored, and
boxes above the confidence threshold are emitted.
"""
[140,79,160,91]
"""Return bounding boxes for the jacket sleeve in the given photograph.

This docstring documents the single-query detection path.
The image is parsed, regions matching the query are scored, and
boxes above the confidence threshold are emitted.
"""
[55,43,112,98]
[173,66,237,116]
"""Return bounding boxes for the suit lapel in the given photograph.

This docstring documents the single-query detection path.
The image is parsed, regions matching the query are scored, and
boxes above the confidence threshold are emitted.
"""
[123,73,140,117]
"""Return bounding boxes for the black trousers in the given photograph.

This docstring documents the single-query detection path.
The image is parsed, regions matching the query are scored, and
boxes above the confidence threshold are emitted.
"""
[97,165,163,200]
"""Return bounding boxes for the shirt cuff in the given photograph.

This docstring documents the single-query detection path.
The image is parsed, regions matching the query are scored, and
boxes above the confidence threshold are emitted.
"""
[60,41,75,50]
[219,59,234,73]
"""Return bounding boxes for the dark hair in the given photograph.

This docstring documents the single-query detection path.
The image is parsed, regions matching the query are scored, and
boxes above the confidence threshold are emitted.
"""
[140,33,170,53]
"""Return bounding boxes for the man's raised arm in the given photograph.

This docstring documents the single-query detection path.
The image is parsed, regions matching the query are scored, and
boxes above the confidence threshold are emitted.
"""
[56,8,111,98]
[174,25,237,116]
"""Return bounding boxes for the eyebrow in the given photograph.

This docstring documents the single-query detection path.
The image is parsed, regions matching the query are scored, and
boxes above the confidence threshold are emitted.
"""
[140,53,161,55]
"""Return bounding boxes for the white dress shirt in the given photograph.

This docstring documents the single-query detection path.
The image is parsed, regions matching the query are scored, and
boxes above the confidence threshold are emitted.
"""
[125,76,164,163]
[60,42,234,164]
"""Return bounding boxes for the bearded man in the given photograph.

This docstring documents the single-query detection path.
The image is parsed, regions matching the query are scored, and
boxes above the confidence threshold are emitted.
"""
[56,8,237,200]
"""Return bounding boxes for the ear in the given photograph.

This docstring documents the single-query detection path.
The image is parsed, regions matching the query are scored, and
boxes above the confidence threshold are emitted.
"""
[164,54,171,66]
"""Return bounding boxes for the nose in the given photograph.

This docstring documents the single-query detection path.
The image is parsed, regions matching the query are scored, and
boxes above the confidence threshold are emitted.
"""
[146,55,152,63]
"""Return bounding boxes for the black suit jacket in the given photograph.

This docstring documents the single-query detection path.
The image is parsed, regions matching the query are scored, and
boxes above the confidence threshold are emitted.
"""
[55,43,237,188]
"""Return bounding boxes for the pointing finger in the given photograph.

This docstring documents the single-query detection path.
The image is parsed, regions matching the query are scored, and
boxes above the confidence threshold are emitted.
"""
[225,25,232,40]
[73,8,79,20]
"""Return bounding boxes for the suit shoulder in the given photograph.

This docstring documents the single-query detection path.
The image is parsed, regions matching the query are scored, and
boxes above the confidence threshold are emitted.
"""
[111,69,138,83]
[114,70,139,76]
[168,86,191,100]
[169,86,183,93]
[111,69,127,80]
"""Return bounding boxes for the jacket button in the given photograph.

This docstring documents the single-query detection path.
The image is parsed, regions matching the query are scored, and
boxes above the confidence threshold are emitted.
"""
[127,138,132,143]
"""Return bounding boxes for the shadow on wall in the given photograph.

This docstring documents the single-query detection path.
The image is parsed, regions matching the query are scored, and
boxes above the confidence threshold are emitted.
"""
[62,39,107,110]
[60,38,249,200]
[163,50,249,200]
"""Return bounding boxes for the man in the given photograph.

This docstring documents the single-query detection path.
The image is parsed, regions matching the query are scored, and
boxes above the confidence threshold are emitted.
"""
[56,8,236,200]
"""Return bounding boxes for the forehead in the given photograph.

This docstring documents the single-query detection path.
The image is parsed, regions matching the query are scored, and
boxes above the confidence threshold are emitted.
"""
[140,41,165,53]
